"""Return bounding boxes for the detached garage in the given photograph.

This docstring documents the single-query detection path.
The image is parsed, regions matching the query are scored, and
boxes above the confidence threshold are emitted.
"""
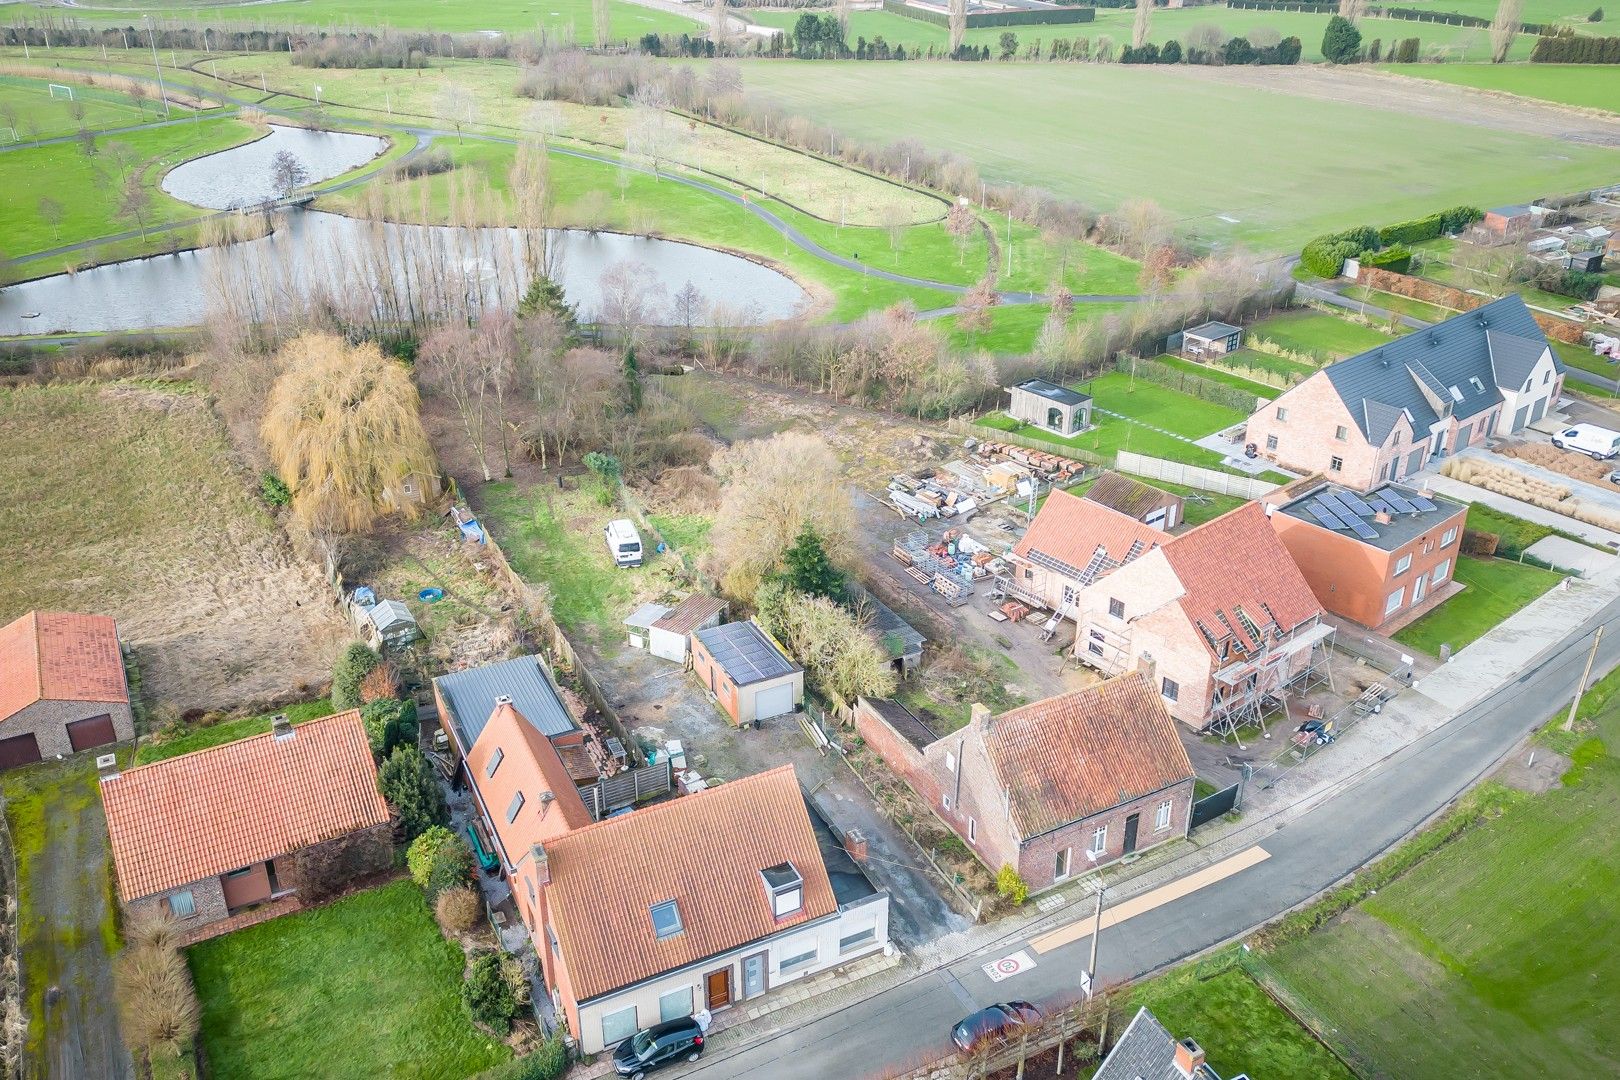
[0,611,134,770]
[691,621,803,728]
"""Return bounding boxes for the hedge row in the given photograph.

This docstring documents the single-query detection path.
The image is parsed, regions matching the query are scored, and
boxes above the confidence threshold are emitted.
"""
[1115,354,1262,413]
[1531,34,1620,62]
[1360,245,1413,274]
[880,0,1094,27]
[1229,0,1550,31]
[1299,207,1481,278]
[1378,206,1483,246]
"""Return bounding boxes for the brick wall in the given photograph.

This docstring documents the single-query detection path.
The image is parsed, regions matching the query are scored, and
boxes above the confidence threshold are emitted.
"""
[1245,372,1404,491]
[1270,506,1465,629]
[7,699,134,759]
[1014,778,1195,891]
[126,874,229,930]
[690,639,741,726]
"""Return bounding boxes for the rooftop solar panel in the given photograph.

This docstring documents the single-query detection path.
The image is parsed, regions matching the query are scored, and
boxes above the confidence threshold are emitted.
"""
[1409,494,1438,512]
[1366,497,1396,515]
[1381,490,1417,514]
[1348,517,1380,541]
[1321,492,1365,520]
[1337,492,1376,517]
[1307,502,1349,530]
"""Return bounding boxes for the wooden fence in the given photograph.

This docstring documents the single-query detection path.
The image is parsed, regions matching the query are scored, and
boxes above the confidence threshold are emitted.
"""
[1115,452,1283,499]
[580,759,673,819]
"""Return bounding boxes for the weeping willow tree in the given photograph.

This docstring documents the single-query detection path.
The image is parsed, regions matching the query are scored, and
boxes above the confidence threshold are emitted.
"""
[262,334,439,534]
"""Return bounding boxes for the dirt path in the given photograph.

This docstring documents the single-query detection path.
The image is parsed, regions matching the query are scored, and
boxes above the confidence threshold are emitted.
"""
[1170,65,1620,147]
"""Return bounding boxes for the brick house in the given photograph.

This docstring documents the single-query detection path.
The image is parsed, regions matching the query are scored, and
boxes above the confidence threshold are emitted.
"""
[0,611,134,770]
[855,672,1195,893]
[460,717,891,1055]
[1262,477,1467,631]
[691,621,803,727]
[99,711,392,932]
[998,489,1167,616]
[1245,295,1563,491]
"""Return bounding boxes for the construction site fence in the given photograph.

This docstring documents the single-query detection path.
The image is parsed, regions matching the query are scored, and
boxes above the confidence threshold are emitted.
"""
[1115,451,1282,500]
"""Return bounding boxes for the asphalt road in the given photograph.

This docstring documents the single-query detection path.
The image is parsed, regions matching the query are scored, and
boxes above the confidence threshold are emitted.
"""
[680,593,1620,1079]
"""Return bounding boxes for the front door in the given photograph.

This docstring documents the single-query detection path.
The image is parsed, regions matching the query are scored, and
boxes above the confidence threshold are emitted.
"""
[1123,813,1140,855]
[1412,572,1427,606]
[742,952,766,999]
[706,968,732,1010]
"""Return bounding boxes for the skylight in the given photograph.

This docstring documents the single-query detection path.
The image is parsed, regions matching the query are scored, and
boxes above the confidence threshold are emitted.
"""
[1448,385,1463,402]
[650,900,684,939]
[505,791,525,823]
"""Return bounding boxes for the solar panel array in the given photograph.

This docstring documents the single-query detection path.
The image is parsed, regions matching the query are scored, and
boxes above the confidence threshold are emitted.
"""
[1302,484,1446,542]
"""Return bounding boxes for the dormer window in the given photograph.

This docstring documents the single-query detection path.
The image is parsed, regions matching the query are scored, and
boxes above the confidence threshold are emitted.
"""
[650,900,683,939]
[761,862,804,918]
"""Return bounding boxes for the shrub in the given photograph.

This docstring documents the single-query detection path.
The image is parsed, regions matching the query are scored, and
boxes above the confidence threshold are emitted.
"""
[332,642,382,710]
[358,662,399,704]
[259,471,291,508]
[407,826,461,887]
[470,1031,570,1080]
[995,865,1030,906]
[1321,14,1362,62]
[462,951,519,1032]
[394,146,453,178]
[1395,36,1421,62]
[1361,245,1413,274]
[1300,225,1378,278]
[361,697,419,756]
[113,942,200,1059]
[1223,36,1256,64]
[1591,7,1604,21]
[377,744,448,842]
[436,886,483,934]
[1378,206,1481,246]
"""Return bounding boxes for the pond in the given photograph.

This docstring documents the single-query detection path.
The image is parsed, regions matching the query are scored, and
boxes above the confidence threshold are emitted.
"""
[160,124,389,210]
[0,211,811,336]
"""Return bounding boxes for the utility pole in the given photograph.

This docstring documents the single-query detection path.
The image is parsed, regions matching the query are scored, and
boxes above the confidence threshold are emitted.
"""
[1563,624,1604,732]
[145,18,170,119]
[1085,884,1103,998]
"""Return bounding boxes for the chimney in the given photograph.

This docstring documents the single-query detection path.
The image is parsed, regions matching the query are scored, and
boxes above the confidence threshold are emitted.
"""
[271,713,294,742]
[1137,653,1157,681]
[495,694,513,708]
[1173,1038,1207,1078]
[530,843,550,886]
[843,827,869,863]
[96,753,120,784]
[1374,511,1393,526]
[970,703,992,730]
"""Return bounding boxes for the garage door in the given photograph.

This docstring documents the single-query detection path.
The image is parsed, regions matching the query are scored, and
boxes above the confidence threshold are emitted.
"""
[67,714,117,753]
[0,733,42,771]
[753,682,796,721]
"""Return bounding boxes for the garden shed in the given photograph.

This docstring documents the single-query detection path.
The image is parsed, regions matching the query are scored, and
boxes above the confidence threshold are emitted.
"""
[1181,320,1243,359]
[365,599,419,650]
[649,593,726,664]
[1005,379,1092,436]
[692,621,803,727]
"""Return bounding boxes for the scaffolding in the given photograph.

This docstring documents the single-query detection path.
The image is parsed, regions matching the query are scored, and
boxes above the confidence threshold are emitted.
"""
[1205,619,1337,744]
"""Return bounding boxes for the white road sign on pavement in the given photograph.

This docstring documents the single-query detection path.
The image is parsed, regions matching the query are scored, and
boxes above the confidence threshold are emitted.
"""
[983,949,1036,983]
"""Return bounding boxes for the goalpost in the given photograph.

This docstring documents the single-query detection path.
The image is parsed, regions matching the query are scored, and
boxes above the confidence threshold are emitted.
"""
[47,84,75,102]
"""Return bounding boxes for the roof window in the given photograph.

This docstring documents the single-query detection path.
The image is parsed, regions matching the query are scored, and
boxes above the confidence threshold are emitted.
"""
[761,862,804,918]
[650,899,684,939]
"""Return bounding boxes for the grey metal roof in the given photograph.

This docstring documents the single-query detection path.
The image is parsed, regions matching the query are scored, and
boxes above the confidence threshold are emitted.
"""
[368,599,415,631]
[624,603,670,631]
[434,655,579,750]
[1185,320,1242,340]
[1094,1008,1223,1080]
[1011,378,1090,407]
[850,587,925,657]
[695,621,800,685]
[1321,295,1556,442]
[1490,203,1533,217]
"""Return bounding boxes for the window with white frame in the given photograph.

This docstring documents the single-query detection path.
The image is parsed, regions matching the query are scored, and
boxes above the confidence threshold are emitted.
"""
[1431,559,1451,586]
[659,986,693,1023]
[1334,425,1348,441]
[1089,825,1107,856]
[942,793,952,811]
[1385,587,1405,616]
[1394,553,1412,576]
[840,927,876,953]
[1155,800,1173,831]
[601,1006,638,1047]
[967,817,977,844]
[1276,406,1288,422]
[1054,847,1071,881]
[1442,526,1457,547]
[1108,597,1125,619]
[1330,456,1344,472]
[165,889,197,918]
[945,750,957,773]
[1266,434,1279,451]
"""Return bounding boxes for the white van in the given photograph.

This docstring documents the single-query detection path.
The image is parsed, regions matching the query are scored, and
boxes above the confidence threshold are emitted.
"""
[605,519,644,568]
[1550,424,1620,460]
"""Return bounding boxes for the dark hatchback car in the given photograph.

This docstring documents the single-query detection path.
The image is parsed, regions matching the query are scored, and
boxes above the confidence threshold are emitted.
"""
[612,1017,705,1079]
[950,1001,1045,1054]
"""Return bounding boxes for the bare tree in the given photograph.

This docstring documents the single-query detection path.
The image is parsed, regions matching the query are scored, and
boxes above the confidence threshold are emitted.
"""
[1182,23,1227,54]
[597,260,667,344]
[627,85,683,179]
[1132,0,1152,49]
[38,196,64,240]
[1247,25,1282,48]
[1102,199,1173,260]
[419,323,493,481]
[75,125,97,158]
[881,202,911,261]
[949,0,968,54]
[836,0,852,41]
[120,172,152,240]
[437,84,477,141]
[269,148,310,199]
[525,99,564,142]
[593,0,612,47]
[703,61,743,99]
[672,281,706,337]
[945,201,977,267]
[711,0,730,51]
[0,100,18,141]
[1490,0,1524,61]
[1338,0,1367,21]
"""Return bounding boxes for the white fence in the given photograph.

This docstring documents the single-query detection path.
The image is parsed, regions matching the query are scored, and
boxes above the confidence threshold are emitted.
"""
[1116,451,1283,499]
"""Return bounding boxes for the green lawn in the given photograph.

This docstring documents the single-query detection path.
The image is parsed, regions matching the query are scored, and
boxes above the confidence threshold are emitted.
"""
[1336,283,1460,324]
[1152,353,1281,400]
[189,880,510,1080]
[1391,61,1620,113]
[1554,339,1620,383]
[0,75,170,141]
[1392,555,1563,656]
[938,302,1130,354]
[1264,662,1620,1077]
[135,698,334,765]
[0,116,256,259]
[1461,502,1611,560]
[1247,309,1396,364]
[1065,471,1245,527]
[1126,960,1356,1080]
[647,512,712,555]
[735,60,1620,254]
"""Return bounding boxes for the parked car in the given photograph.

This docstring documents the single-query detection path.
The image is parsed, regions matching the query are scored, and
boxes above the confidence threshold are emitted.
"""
[1551,424,1620,460]
[612,1017,704,1079]
[605,518,644,568]
[950,1000,1045,1054]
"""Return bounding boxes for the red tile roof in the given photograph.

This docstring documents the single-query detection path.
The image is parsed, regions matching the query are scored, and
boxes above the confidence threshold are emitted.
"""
[465,702,592,870]
[545,766,836,1001]
[1159,503,1323,657]
[1014,490,1166,581]
[100,712,390,902]
[652,594,726,637]
[0,611,127,723]
[979,673,1195,838]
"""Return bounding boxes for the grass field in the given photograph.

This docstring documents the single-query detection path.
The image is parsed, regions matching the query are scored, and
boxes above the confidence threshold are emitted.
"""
[1247,308,1395,363]
[0,383,343,710]
[1392,61,1620,112]
[1152,352,1281,399]
[1264,663,1620,1077]
[734,60,1620,254]
[135,698,334,764]
[1392,555,1562,655]
[0,74,164,140]
[188,880,510,1080]
[0,115,255,257]
[1,0,697,40]
[937,301,1131,353]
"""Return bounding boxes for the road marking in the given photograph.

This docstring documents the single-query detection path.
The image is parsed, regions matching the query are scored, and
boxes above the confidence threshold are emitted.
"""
[1029,846,1271,955]
[982,950,1037,983]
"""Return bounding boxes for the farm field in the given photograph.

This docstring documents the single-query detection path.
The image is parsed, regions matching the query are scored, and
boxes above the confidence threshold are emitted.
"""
[733,60,1620,253]
[1264,666,1620,1077]
[188,881,511,1080]
[1247,308,1395,363]
[1392,555,1562,656]
[1391,61,1620,112]
[0,0,698,40]
[0,383,345,710]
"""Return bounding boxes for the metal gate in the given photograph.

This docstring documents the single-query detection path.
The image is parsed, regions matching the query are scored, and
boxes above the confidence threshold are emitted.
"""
[1190,782,1241,829]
